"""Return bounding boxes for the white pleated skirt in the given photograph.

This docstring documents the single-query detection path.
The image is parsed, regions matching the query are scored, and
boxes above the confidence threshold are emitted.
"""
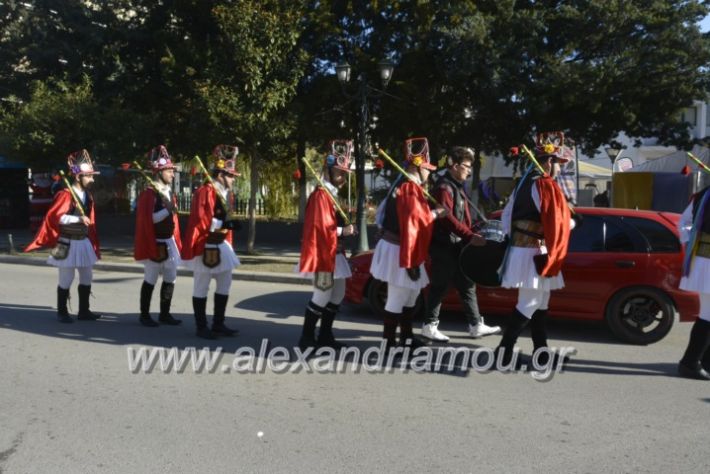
[137,237,181,270]
[501,245,565,291]
[183,241,240,274]
[680,255,710,293]
[370,239,429,291]
[48,238,98,268]
[296,253,353,280]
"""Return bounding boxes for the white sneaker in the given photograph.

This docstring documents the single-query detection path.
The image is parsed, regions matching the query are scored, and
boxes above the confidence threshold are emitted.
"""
[421,322,450,342]
[468,319,502,338]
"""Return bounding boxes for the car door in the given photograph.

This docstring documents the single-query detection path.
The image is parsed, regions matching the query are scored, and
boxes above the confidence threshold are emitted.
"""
[553,214,649,320]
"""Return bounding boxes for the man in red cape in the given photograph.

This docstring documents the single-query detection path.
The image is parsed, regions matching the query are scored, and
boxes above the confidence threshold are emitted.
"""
[134,145,183,327]
[297,140,356,351]
[370,137,447,352]
[181,145,241,339]
[496,132,574,369]
[25,149,102,323]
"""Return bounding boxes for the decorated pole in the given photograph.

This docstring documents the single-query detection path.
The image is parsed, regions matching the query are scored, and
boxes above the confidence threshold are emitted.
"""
[301,157,351,225]
[58,170,86,217]
[132,161,172,206]
[192,154,232,214]
[376,148,440,206]
[687,152,710,174]
[521,144,546,175]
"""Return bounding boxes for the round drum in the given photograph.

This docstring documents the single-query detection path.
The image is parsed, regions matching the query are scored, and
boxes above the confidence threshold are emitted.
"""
[459,220,508,287]
[479,219,505,242]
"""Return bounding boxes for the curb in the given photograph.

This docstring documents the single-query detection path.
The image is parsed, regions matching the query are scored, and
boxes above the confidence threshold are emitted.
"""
[0,254,312,286]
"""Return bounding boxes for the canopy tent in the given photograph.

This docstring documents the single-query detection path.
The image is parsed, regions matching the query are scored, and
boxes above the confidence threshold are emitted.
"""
[627,144,710,173]
[478,154,611,179]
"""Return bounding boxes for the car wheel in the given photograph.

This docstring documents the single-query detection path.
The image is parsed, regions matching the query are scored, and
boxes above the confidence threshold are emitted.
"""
[605,287,675,344]
[366,278,424,320]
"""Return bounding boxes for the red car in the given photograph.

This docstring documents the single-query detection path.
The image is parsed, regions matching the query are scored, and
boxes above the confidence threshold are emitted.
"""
[345,207,699,344]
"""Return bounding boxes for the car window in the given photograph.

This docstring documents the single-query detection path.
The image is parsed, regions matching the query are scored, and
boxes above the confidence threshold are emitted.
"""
[569,215,637,253]
[604,219,635,252]
[569,215,604,252]
[621,216,680,253]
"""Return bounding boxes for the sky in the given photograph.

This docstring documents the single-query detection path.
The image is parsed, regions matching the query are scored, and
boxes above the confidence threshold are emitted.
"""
[701,15,710,32]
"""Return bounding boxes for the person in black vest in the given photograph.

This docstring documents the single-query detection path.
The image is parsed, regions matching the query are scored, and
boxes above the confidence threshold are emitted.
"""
[421,146,500,342]
[677,185,710,380]
[25,150,102,322]
[371,137,447,350]
[496,133,573,368]
[133,146,183,327]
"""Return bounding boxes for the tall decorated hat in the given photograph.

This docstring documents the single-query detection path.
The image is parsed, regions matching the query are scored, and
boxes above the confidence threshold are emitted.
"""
[404,137,437,170]
[211,144,240,176]
[148,145,176,172]
[535,131,570,163]
[67,149,100,176]
[324,139,353,173]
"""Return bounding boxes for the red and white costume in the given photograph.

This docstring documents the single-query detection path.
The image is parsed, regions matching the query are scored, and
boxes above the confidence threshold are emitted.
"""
[181,181,241,296]
[134,183,182,283]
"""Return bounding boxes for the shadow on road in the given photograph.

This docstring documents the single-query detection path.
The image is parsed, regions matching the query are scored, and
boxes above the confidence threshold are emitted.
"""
[560,358,678,377]
[0,299,384,354]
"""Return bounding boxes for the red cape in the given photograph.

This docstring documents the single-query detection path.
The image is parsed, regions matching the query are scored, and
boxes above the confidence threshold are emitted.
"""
[133,188,182,261]
[24,188,100,258]
[536,177,571,277]
[398,181,435,268]
[299,187,337,272]
[181,184,232,260]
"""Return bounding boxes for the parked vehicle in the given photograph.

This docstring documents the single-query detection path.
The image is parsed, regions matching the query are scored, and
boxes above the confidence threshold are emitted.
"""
[344,207,699,344]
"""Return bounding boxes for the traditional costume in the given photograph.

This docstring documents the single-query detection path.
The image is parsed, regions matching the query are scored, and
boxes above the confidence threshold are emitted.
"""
[297,140,354,350]
[370,137,439,348]
[496,132,572,367]
[25,150,102,323]
[181,145,241,339]
[677,186,710,380]
[134,146,182,327]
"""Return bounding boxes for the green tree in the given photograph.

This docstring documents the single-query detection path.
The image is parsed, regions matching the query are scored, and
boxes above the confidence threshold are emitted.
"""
[196,0,309,252]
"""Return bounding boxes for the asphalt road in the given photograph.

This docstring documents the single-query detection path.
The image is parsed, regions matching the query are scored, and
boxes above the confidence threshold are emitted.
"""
[0,263,707,473]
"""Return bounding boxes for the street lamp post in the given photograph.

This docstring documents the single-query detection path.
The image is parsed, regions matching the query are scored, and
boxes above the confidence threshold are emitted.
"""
[605,147,622,166]
[336,60,394,254]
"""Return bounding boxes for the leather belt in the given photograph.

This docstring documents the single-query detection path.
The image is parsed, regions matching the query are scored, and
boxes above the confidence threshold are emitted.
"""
[511,219,544,248]
[697,232,710,258]
[206,230,228,244]
[59,223,88,239]
[381,230,400,245]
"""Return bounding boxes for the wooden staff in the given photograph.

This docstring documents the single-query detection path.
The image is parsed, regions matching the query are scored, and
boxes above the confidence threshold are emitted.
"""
[132,161,172,207]
[376,148,440,206]
[301,157,351,225]
[58,170,86,217]
[687,152,710,174]
[192,155,233,216]
[521,144,546,175]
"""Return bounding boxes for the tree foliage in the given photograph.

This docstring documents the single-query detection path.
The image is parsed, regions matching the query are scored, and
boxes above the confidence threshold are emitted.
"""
[0,0,708,216]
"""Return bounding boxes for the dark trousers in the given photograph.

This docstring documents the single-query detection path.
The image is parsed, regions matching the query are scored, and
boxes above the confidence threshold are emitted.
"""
[424,242,481,326]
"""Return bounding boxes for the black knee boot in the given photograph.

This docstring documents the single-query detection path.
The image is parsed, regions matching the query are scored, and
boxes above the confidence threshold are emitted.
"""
[193,297,215,339]
[299,301,324,350]
[400,306,428,349]
[317,303,347,349]
[57,286,72,323]
[212,293,238,336]
[158,282,181,325]
[678,319,710,380]
[382,310,400,349]
[139,281,159,327]
[495,308,530,369]
[77,284,100,320]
